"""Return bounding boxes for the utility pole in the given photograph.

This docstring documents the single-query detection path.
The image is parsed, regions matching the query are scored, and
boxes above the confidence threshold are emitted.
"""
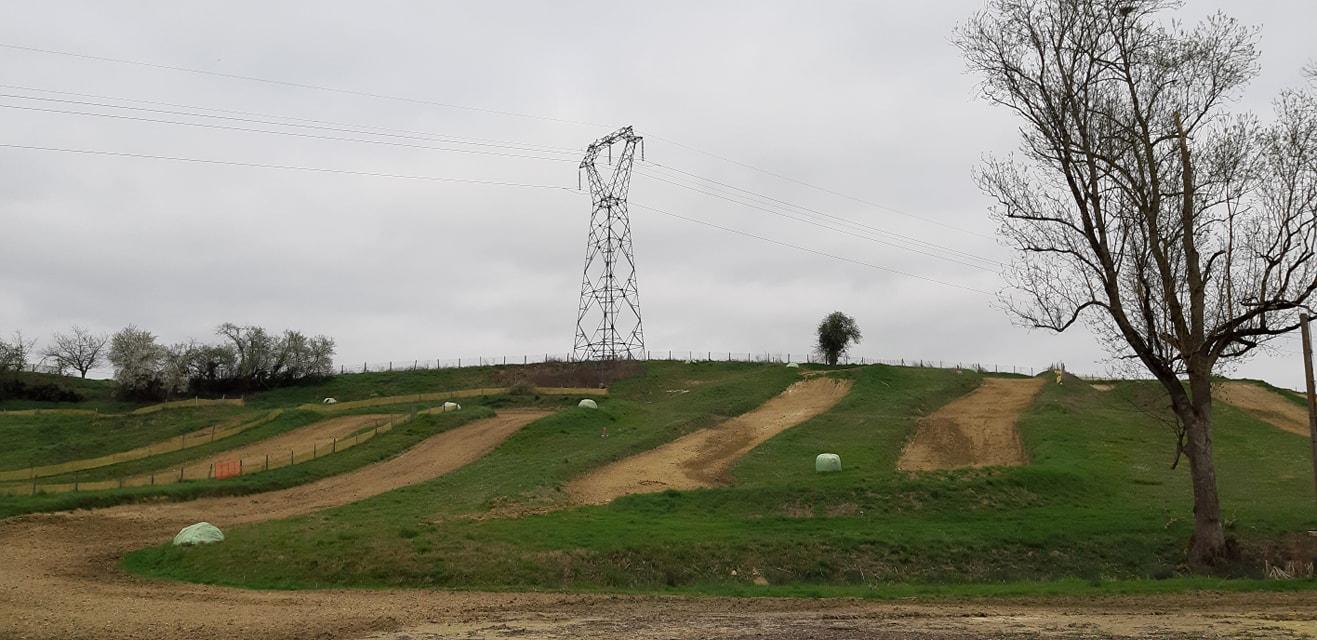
[573,125,645,361]
[1301,313,1317,502]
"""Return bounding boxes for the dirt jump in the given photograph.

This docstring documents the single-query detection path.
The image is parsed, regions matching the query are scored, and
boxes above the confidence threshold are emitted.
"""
[897,377,1045,471]
[568,377,852,505]
[1217,382,1312,437]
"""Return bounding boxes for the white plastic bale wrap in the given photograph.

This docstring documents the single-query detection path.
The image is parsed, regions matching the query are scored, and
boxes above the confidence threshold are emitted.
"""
[786,363,800,368]
[442,401,461,412]
[815,453,842,472]
[578,398,599,409]
[172,522,225,546]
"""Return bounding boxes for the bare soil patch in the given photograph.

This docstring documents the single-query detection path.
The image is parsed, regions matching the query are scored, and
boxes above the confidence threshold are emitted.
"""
[1218,382,1311,437]
[897,378,1045,471]
[361,593,1317,639]
[567,377,853,505]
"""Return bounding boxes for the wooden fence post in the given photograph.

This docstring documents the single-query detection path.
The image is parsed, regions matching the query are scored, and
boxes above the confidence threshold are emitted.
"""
[1300,313,1317,503]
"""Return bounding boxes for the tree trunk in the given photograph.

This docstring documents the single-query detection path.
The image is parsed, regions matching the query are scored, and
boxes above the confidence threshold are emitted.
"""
[1182,371,1226,564]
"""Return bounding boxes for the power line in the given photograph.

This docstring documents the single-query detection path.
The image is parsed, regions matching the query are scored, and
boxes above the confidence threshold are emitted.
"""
[0,102,579,164]
[646,134,996,239]
[3,41,992,246]
[629,202,993,295]
[640,159,1003,267]
[3,41,990,241]
[634,169,997,272]
[0,84,582,155]
[0,41,604,128]
[0,143,579,191]
[0,141,990,294]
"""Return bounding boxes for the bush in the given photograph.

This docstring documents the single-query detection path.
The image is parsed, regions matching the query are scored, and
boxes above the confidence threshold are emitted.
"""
[0,376,85,403]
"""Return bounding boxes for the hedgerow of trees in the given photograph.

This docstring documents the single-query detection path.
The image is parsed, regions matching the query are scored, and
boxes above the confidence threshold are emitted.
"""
[108,323,336,400]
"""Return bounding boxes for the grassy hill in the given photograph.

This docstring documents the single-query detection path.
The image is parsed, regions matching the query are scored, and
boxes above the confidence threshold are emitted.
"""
[122,363,1317,597]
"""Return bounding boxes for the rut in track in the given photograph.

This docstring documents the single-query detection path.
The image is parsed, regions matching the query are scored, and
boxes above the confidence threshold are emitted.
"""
[0,409,549,640]
[568,377,852,505]
[1217,381,1311,437]
[897,377,1044,471]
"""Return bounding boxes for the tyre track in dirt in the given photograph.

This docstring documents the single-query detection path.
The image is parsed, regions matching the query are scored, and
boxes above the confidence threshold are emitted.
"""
[0,409,550,640]
[567,377,852,505]
[897,377,1044,471]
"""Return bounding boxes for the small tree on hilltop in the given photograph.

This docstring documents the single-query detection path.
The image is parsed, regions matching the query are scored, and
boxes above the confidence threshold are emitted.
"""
[43,326,109,379]
[816,312,862,366]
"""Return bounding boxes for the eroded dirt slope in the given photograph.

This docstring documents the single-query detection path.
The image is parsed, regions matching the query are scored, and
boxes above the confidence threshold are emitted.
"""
[897,377,1045,471]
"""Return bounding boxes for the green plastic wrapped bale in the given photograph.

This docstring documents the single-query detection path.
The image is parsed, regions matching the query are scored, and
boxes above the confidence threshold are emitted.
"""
[172,522,225,546]
[815,453,842,472]
[578,399,599,409]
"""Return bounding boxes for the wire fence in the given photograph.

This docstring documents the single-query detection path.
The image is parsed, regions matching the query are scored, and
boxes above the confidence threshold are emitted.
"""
[331,350,1097,379]
[0,412,419,496]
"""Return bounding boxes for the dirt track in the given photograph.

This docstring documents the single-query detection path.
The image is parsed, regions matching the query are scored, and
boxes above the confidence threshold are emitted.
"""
[2,401,1315,639]
[567,377,852,505]
[898,377,1045,471]
[0,409,549,639]
[138,413,395,482]
[1218,382,1312,437]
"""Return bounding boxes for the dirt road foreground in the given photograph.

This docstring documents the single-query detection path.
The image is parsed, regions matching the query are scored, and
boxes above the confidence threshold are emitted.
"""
[567,377,853,505]
[898,377,1045,471]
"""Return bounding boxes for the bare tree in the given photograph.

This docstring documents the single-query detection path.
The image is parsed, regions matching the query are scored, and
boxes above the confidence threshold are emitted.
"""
[958,0,1317,564]
[0,331,37,372]
[43,326,109,378]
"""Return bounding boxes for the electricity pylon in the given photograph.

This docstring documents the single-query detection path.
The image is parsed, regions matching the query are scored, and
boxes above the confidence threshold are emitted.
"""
[573,126,645,361]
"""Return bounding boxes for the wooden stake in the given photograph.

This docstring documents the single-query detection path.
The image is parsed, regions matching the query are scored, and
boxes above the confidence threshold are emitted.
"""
[1301,314,1317,503]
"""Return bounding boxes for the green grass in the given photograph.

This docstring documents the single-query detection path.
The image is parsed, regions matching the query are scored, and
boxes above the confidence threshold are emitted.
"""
[0,404,254,470]
[0,371,129,412]
[0,406,497,519]
[241,367,509,409]
[125,364,1317,596]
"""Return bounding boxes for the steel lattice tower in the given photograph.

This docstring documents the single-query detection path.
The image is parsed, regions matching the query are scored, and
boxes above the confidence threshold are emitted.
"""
[573,126,645,361]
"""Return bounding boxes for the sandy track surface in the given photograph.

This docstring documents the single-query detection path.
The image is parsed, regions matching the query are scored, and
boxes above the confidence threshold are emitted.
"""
[133,413,395,482]
[568,377,852,505]
[898,377,1045,471]
[1218,382,1312,437]
[0,409,549,640]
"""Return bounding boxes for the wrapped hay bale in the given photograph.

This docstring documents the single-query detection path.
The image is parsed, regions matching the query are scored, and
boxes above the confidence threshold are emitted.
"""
[785,363,800,368]
[442,401,461,412]
[815,453,842,472]
[173,522,224,546]
[578,398,599,409]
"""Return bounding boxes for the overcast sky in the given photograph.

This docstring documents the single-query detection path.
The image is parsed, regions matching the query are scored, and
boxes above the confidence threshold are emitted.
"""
[1,1,1313,388]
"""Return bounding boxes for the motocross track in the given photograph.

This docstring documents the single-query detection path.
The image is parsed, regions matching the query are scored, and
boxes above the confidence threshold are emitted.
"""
[897,377,1045,471]
[567,377,853,505]
[141,412,395,482]
[1217,381,1312,437]
[2,402,1315,639]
